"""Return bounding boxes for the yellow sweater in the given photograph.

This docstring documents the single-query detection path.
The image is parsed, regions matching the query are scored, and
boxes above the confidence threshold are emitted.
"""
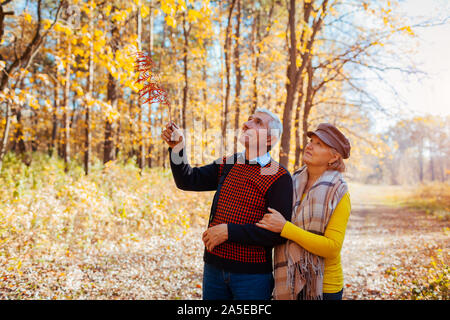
[280,192,351,293]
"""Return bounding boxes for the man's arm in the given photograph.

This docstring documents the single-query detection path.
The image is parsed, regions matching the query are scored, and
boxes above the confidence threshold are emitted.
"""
[227,173,293,246]
[169,147,220,192]
[162,121,220,192]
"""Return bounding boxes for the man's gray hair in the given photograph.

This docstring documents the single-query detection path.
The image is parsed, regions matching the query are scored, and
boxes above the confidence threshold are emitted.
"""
[254,108,283,146]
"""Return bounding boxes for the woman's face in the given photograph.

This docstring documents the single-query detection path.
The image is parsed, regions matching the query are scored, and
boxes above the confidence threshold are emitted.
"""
[303,134,338,168]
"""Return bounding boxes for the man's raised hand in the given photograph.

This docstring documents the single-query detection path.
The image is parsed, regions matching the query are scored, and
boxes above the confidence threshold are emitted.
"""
[161,121,184,151]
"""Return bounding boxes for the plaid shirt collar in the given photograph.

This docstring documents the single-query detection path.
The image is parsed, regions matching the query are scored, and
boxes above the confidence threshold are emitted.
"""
[237,151,271,167]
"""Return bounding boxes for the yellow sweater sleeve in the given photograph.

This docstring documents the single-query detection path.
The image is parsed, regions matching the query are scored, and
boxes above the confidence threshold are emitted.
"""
[280,192,351,259]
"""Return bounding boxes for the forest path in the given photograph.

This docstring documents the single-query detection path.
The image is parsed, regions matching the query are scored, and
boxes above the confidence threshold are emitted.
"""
[341,184,449,299]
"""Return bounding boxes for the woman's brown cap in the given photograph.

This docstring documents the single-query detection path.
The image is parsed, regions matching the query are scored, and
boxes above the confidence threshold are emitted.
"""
[307,123,351,159]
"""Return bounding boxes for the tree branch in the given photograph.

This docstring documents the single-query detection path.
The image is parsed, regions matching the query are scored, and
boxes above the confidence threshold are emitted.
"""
[1,0,65,91]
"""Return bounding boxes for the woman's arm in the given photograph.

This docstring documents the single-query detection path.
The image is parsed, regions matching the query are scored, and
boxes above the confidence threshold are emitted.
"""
[281,192,351,259]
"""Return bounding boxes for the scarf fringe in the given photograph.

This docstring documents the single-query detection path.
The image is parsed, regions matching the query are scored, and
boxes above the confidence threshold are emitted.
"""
[287,250,324,300]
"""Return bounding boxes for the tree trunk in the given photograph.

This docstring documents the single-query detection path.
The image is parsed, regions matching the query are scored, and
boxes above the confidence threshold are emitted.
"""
[0,101,11,172]
[84,15,94,175]
[62,37,71,172]
[104,8,120,164]
[182,10,190,131]
[301,62,314,166]
[201,63,208,126]
[218,1,225,143]
[199,59,209,164]
[418,142,424,182]
[233,0,241,154]
[147,0,154,168]
[115,113,121,160]
[250,9,260,114]
[157,113,164,167]
[279,0,326,168]
[49,82,59,157]
[279,0,299,168]
[127,98,134,163]
[222,0,236,151]
[14,110,30,165]
[294,78,304,168]
[430,155,435,181]
[31,110,38,152]
[149,0,154,51]
[250,0,275,114]
[136,4,145,171]
[104,71,117,164]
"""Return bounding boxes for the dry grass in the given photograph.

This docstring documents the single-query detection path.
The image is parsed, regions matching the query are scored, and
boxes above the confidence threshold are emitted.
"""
[0,153,211,299]
[347,182,415,206]
[404,182,450,220]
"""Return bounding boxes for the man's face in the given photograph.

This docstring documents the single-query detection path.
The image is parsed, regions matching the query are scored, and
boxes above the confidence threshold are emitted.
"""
[239,112,273,151]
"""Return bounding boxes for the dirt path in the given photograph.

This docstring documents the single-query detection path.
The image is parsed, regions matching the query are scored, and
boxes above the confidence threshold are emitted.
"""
[341,185,449,299]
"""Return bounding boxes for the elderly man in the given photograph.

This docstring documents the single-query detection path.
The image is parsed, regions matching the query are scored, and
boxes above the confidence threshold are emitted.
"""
[161,108,293,300]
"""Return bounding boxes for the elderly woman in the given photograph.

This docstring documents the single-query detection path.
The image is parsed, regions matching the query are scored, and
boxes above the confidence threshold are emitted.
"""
[256,123,351,300]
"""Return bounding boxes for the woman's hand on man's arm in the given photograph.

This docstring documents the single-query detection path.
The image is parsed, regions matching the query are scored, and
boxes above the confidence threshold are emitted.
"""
[256,207,287,233]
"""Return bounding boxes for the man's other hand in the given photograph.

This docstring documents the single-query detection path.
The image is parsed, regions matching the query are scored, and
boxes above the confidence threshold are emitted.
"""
[202,224,228,252]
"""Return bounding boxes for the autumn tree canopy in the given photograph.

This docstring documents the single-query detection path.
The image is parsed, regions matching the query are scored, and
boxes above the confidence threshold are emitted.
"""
[0,0,447,182]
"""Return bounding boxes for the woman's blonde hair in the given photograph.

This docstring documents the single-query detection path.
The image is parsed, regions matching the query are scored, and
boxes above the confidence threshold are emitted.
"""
[328,148,346,172]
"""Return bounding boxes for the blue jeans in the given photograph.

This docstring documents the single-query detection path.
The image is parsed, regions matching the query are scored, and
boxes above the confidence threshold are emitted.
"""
[297,288,344,300]
[202,263,274,300]
[323,289,343,300]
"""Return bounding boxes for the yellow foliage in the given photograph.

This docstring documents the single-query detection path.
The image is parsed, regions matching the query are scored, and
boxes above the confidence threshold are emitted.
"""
[141,6,150,19]
[187,9,202,23]
[24,13,32,23]
[54,22,73,36]
[105,5,112,17]
[82,5,91,15]
[401,25,415,36]
[161,0,176,15]
[43,19,52,30]
[165,15,177,28]
[73,47,85,57]
[94,30,103,38]
[112,10,128,23]
[75,86,84,96]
